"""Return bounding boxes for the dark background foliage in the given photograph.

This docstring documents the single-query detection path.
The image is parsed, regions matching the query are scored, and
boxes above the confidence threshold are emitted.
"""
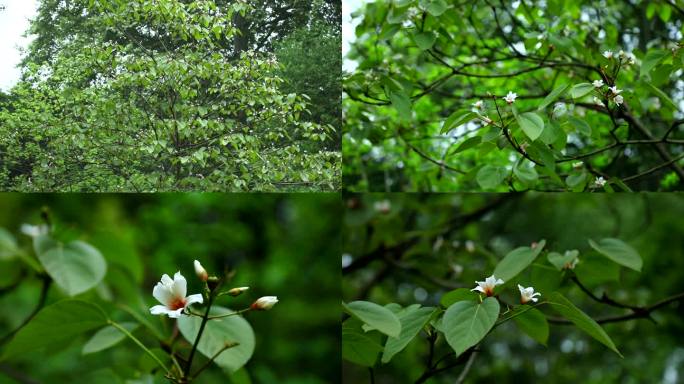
[343,193,684,383]
[0,193,341,383]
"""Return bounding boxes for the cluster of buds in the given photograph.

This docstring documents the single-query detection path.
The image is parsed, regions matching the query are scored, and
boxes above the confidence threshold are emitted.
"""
[471,274,541,304]
[149,260,278,318]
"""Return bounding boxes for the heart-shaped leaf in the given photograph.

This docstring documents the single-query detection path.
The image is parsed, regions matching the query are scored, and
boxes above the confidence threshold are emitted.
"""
[38,240,107,296]
[476,165,507,189]
[516,112,545,141]
[443,297,500,356]
[178,306,255,373]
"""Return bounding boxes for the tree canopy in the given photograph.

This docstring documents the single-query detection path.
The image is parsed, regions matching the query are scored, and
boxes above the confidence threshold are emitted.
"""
[343,0,684,192]
[0,0,341,191]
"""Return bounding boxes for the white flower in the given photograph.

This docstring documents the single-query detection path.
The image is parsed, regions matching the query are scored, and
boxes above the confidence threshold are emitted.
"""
[471,275,504,296]
[472,100,484,110]
[465,240,476,253]
[593,96,605,107]
[251,296,278,310]
[614,95,624,105]
[373,200,391,214]
[592,79,604,88]
[482,116,493,125]
[228,286,250,296]
[572,161,584,169]
[150,272,203,318]
[603,50,613,59]
[566,256,579,270]
[503,91,517,104]
[594,176,607,187]
[194,260,208,282]
[609,86,622,95]
[518,285,541,304]
[20,224,49,237]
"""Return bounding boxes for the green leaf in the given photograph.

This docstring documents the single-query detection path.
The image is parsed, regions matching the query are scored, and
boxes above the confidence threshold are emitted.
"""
[0,228,19,260]
[441,110,477,134]
[516,112,545,141]
[448,136,481,155]
[382,306,435,363]
[413,31,436,50]
[443,297,500,356]
[547,292,622,357]
[178,306,255,373]
[513,306,549,346]
[424,0,448,16]
[575,256,620,286]
[389,91,412,120]
[588,238,643,272]
[476,165,507,190]
[342,318,383,367]
[342,301,401,338]
[38,240,107,296]
[538,83,569,110]
[547,250,579,271]
[82,322,139,355]
[569,83,594,99]
[2,300,108,358]
[513,161,539,186]
[440,288,479,308]
[641,49,669,77]
[568,117,592,136]
[565,171,588,189]
[493,240,546,282]
[643,81,678,110]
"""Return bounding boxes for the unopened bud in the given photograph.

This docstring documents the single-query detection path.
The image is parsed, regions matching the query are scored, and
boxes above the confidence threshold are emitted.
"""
[250,296,278,311]
[194,260,208,282]
[228,286,249,297]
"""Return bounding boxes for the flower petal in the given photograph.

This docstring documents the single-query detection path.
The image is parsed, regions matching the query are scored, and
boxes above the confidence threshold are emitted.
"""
[185,293,204,307]
[153,282,173,306]
[160,273,173,286]
[495,278,504,285]
[471,286,485,293]
[150,305,171,315]
[167,307,185,318]
[173,271,187,298]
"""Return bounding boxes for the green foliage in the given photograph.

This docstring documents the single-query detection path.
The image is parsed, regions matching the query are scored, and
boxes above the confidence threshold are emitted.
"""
[82,322,139,355]
[588,238,643,272]
[344,0,684,191]
[342,301,401,338]
[0,0,340,191]
[492,240,546,281]
[36,238,107,296]
[381,305,434,364]
[443,297,499,356]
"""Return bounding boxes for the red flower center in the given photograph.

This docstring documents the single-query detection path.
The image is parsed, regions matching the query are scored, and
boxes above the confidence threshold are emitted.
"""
[168,297,186,310]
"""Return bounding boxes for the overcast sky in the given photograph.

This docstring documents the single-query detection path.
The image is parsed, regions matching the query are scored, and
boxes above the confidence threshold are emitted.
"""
[0,0,38,91]
[342,0,365,72]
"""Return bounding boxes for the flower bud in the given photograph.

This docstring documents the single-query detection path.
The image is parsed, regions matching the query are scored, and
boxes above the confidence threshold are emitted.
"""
[228,286,249,297]
[251,296,278,311]
[194,260,208,282]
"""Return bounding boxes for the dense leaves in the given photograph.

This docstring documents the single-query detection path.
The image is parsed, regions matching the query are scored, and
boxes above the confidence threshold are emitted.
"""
[344,0,684,191]
[0,0,341,191]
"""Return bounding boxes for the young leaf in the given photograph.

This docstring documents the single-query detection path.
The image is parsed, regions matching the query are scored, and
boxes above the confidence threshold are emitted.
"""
[342,301,402,338]
[178,306,255,373]
[82,322,139,355]
[538,83,569,110]
[513,306,549,346]
[441,110,477,134]
[547,250,579,271]
[3,300,108,358]
[448,136,481,155]
[547,292,622,357]
[413,31,436,50]
[493,240,546,282]
[569,83,594,99]
[443,297,500,356]
[516,112,545,141]
[38,240,107,296]
[476,165,507,190]
[588,238,643,272]
[382,306,435,363]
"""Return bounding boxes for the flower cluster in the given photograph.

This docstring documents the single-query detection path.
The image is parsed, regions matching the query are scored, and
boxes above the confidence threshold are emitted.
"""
[471,274,541,304]
[592,80,624,106]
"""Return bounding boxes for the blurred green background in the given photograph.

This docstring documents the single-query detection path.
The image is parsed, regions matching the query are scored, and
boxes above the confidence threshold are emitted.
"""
[343,193,684,383]
[0,193,341,383]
